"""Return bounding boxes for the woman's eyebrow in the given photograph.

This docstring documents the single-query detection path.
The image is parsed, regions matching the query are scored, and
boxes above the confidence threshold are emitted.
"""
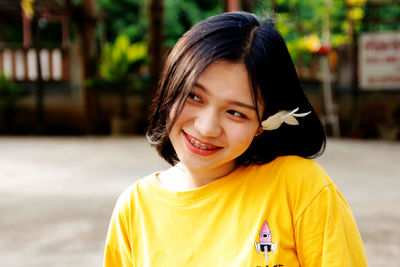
[194,82,257,110]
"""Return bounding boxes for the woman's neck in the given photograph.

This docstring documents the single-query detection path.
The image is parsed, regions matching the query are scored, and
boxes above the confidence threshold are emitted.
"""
[158,162,238,191]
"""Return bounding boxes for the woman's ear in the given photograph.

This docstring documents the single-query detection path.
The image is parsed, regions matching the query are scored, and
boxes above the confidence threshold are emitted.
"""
[255,127,264,137]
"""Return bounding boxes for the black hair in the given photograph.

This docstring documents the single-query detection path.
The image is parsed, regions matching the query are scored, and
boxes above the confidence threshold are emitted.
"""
[146,11,325,165]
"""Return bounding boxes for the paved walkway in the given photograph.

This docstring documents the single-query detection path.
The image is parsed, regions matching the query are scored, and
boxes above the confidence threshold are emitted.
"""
[0,137,399,266]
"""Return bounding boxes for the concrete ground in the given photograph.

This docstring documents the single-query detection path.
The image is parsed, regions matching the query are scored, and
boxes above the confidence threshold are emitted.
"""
[0,137,399,266]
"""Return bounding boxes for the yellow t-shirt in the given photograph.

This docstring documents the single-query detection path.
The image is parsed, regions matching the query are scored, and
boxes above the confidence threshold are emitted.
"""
[104,156,367,267]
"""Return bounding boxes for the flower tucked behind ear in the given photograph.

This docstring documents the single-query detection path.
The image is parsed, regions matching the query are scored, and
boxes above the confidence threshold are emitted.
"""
[261,108,311,131]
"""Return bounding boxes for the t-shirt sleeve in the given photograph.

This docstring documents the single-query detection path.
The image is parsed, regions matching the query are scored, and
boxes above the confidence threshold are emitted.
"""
[103,188,134,267]
[294,184,368,267]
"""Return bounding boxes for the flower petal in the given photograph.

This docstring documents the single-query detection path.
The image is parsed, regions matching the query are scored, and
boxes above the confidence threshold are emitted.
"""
[261,107,311,131]
[284,116,299,125]
[261,113,284,130]
[293,111,311,117]
[282,108,299,119]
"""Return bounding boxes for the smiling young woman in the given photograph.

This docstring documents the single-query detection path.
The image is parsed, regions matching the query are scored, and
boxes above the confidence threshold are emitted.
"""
[104,12,367,267]
[164,60,262,188]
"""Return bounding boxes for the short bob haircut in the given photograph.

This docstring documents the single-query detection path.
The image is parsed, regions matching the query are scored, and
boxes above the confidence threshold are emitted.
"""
[147,11,326,166]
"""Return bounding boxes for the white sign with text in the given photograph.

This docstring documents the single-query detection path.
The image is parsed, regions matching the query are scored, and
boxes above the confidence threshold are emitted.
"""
[359,32,400,90]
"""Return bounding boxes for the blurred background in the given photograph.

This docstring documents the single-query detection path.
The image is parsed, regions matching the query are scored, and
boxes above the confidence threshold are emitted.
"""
[0,0,399,137]
[0,0,399,266]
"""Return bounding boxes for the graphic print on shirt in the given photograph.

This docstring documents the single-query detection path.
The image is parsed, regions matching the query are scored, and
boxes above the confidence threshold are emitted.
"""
[255,220,277,263]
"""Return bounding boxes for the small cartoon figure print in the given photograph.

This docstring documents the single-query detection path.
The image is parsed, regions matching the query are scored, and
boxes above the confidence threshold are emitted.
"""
[255,220,277,263]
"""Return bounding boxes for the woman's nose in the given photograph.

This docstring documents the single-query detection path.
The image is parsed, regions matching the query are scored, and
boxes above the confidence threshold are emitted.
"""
[194,108,222,137]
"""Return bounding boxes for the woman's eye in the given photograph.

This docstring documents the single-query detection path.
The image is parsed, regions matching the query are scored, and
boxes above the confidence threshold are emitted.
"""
[227,110,246,119]
[188,92,201,102]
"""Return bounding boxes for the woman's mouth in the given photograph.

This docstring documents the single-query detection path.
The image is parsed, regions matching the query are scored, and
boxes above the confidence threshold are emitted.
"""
[183,131,220,151]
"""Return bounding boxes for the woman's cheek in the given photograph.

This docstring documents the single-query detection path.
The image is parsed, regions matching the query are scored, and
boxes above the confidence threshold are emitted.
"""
[228,124,258,143]
[169,102,192,122]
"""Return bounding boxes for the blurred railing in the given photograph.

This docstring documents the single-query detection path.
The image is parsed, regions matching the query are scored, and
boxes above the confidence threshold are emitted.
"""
[0,47,70,82]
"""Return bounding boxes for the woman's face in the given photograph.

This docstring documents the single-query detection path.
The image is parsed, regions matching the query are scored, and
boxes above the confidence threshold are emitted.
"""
[168,60,263,177]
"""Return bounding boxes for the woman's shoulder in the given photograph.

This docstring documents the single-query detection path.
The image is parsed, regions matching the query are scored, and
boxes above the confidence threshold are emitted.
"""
[271,155,330,180]
[253,156,337,219]
[113,172,159,210]
[250,155,326,174]
[249,155,333,192]
[272,155,323,168]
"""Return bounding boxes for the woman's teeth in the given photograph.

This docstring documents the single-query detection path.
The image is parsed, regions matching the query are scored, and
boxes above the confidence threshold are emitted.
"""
[189,137,217,150]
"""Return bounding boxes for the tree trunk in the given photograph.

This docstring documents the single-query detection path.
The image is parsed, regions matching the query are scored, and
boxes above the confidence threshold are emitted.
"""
[142,0,164,133]
[148,0,164,102]
[226,0,240,11]
[65,0,99,134]
[32,12,44,133]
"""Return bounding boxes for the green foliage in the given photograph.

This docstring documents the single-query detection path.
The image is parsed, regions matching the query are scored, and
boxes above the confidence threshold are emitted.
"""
[99,35,147,83]
[0,73,20,102]
[97,0,400,64]
[362,2,400,33]
[98,0,222,46]
[97,35,148,117]
[164,0,223,47]
[0,73,21,127]
[254,0,350,63]
[98,0,148,43]
[0,21,23,43]
[71,0,83,5]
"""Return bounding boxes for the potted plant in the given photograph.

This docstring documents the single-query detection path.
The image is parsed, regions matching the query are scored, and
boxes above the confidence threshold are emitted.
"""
[99,34,147,134]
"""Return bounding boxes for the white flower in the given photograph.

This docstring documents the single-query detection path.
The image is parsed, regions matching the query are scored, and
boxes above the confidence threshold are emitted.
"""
[261,108,311,131]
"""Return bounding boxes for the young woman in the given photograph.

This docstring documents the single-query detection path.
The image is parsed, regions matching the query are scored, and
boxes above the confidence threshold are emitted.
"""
[104,12,367,266]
